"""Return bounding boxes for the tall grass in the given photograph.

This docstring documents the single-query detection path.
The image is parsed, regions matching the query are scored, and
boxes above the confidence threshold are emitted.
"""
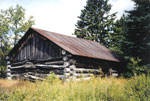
[0,75,150,101]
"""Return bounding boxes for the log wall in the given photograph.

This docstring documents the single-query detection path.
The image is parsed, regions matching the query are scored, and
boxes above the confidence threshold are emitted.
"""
[9,57,64,81]
[10,31,62,63]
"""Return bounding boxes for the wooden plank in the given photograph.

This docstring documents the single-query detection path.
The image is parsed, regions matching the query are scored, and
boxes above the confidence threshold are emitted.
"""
[43,39,47,58]
[48,43,51,58]
[22,46,25,60]
[51,45,54,57]
[30,35,33,60]
[40,38,44,58]
[36,34,40,59]
[32,34,36,60]
[27,38,30,60]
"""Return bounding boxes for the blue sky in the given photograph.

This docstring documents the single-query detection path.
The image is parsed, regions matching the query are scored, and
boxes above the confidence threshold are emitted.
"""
[0,0,135,36]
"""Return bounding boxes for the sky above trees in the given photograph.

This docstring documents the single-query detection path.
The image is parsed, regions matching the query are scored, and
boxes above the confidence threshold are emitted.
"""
[0,0,134,36]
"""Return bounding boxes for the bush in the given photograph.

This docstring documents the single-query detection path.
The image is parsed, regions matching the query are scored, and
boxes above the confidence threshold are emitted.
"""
[0,65,6,78]
[125,75,150,101]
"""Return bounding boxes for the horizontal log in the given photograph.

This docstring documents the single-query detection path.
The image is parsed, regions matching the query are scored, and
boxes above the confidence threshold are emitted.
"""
[11,60,28,66]
[35,64,65,68]
[74,68,99,73]
[11,65,24,69]
[44,61,64,65]
[11,57,63,65]
[11,64,65,69]
[35,57,63,63]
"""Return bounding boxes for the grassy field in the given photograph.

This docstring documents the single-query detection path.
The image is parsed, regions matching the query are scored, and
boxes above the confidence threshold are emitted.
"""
[0,75,150,101]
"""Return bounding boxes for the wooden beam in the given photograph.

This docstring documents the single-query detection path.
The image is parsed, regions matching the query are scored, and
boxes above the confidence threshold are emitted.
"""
[35,64,65,68]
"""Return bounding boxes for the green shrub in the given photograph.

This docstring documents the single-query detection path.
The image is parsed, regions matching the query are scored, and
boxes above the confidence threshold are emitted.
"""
[125,75,150,101]
[0,65,6,78]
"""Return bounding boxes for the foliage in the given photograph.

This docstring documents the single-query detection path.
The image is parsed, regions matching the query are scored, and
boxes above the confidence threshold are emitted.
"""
[127,57,142,76]
[0,66,6,78]
[125,74,150,101]
[74,0,116,48]
[45,72,61,84]
[108,15,127,55]
[0,5,35,46]
[0,75,150,101]
[0,5,35,78]
[124,0,150,65]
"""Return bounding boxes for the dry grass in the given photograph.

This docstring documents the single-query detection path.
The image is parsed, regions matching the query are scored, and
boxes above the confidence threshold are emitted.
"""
[0,75,150,101]
[0,79,34,91]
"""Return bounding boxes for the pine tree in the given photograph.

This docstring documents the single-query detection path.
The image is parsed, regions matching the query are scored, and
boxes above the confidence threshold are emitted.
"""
[109,15,127,55]
[74,0,116,47]
[125,0,150,65]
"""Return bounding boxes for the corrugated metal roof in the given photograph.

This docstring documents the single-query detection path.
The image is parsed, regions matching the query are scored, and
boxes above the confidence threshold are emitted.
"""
[32,27,120,62]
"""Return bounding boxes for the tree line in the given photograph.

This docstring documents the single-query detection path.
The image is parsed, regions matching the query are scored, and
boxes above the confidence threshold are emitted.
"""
[74,0,150,77]
[0,0,150,77]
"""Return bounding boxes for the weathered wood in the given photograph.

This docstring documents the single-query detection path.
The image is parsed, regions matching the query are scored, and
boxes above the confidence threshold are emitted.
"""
[11,32,63,62]
[25,74,45,81]
[11,64,65,69]
[35,64,65,68]
[32,34,36,60]
[44,61,64,65]
[11,65,24,69]
[62,50,66,55]
[74,68,99,73]
[11,60,27,66]
[7,60,12,80]
[35,57,63,63]
[75,63,99,69]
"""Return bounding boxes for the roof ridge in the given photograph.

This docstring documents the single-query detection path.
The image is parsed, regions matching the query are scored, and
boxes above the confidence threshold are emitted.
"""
[31,27,109,50]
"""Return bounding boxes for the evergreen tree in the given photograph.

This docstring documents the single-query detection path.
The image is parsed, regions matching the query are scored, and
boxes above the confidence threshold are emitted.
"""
[109,15,127,55]
[74,0,116,47]
[125,0,150,65]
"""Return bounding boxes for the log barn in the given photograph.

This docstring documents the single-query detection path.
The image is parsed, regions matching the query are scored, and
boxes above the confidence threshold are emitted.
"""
[7,27,120,81]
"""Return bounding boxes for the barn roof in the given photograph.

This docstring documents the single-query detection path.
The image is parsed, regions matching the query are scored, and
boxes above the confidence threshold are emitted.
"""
[9,27,120,62]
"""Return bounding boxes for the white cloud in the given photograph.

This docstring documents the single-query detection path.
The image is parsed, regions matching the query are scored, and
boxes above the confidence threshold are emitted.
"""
[109,0,135,18]
[0,0,135,36]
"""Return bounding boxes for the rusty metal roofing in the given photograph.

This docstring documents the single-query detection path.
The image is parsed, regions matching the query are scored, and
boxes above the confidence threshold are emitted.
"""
[31,27,120,62]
